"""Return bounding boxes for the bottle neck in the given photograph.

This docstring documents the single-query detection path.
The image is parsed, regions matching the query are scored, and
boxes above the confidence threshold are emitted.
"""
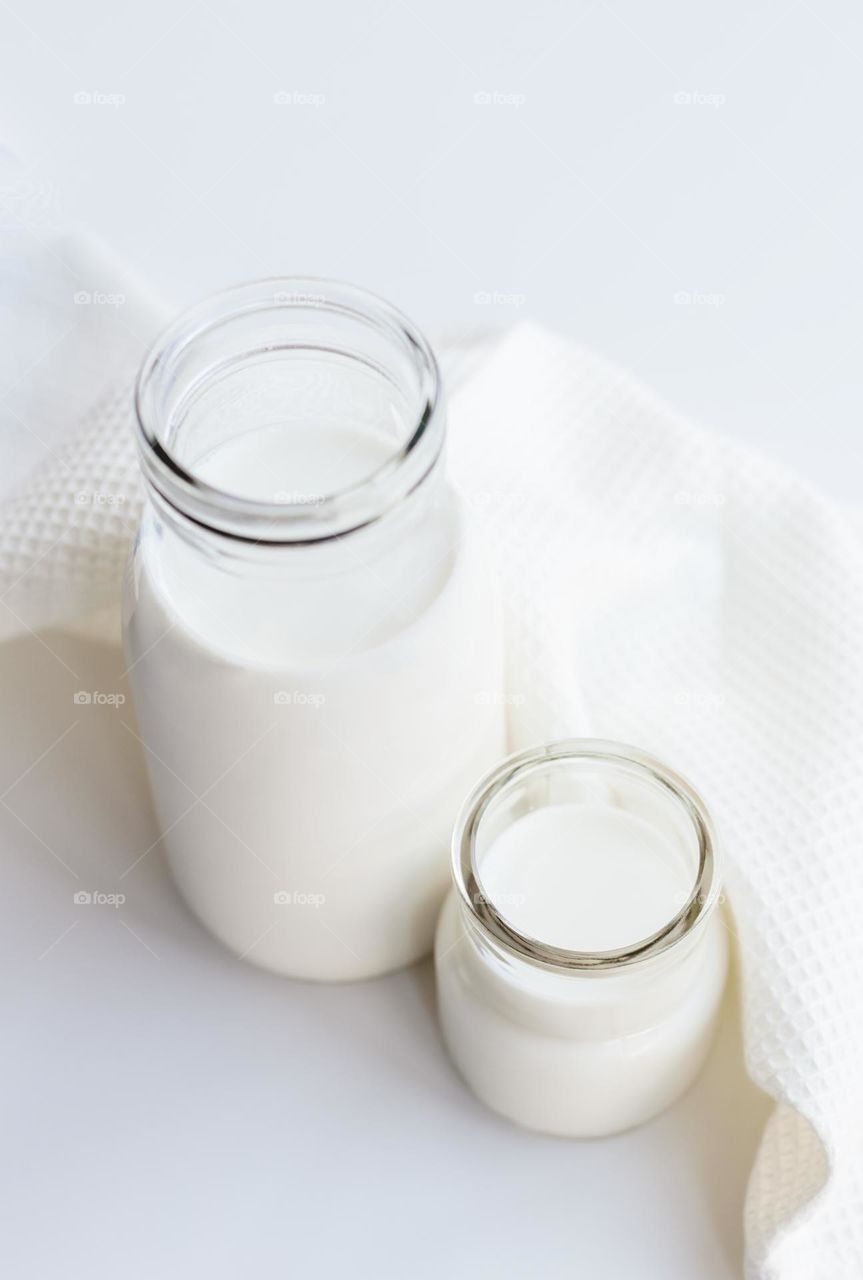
[141,457,459,667]
[456,896,722,1039]
[134,278,445,545]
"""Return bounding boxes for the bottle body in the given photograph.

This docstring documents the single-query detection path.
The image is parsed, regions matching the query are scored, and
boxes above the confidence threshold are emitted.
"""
[435,893,727,1136]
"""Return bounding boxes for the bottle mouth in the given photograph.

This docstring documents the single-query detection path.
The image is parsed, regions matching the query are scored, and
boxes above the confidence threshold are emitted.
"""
[133,277,443,544]
[452,740,722,972]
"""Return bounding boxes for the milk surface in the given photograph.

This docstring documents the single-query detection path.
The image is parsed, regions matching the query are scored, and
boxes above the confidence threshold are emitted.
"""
[478,802,691,951]
[195,421,396,501]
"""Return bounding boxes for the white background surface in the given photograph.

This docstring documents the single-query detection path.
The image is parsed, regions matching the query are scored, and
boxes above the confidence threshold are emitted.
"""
[4,0,863,500]
[3,0,854,1274]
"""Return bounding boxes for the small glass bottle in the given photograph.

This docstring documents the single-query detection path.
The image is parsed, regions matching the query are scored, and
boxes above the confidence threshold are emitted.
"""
[124,279,506,981]
[435,740,728,1136]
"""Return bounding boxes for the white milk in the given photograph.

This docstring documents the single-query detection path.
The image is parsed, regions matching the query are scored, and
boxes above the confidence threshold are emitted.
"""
[124,427,506,981]
[477,803,694,951]
[196,421,397,502]
[436,764,728,1137]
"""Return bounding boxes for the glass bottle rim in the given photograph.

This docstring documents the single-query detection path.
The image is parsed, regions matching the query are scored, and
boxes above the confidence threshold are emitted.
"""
[452,739,722,972]
[133,276,443,544]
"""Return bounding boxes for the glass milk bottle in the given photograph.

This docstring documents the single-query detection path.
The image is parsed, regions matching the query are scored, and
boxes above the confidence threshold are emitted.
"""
[436,741,728,1135]
[124,279,506,981]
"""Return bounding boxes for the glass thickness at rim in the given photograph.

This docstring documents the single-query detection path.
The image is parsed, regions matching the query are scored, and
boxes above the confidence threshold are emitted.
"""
[133,276,443,544]
[452,739,721,973]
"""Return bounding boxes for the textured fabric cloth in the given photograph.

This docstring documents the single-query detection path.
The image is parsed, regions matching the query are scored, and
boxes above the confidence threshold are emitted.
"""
[2,228,861,1277]
[449,329,863,1279]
